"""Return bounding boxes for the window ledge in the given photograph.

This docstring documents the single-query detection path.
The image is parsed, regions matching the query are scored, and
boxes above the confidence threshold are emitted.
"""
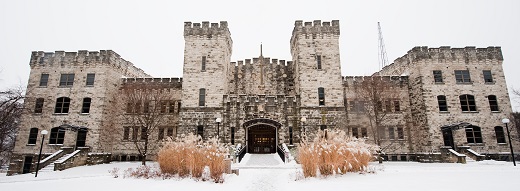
[491,111,501,113]
[26,144,36,146]
[461,111,479,113]
[498,143,507,145]
[485,82,495,85]
[80,113,90,115]
[467,143,485,146]
[58,86,73,88]
[434,82,445,84]
[85,85,94,87]
[53,113,69,115]
[48,144,64,146]
[456,82,473,85]
[38,86,48,88]
[439,111,450,113]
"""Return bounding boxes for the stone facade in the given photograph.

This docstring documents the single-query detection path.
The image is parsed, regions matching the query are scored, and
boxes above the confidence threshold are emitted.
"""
[9,20,519,175]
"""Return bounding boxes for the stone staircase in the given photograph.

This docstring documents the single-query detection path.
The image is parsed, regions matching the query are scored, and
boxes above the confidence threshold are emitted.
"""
[39,152,76,172]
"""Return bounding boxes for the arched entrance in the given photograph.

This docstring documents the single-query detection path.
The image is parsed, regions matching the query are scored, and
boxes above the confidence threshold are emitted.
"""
[243,118,281,154]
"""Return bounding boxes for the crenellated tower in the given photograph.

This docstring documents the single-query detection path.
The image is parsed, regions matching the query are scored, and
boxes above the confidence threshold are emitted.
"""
[290,20,344,108]
[181,21,232,108]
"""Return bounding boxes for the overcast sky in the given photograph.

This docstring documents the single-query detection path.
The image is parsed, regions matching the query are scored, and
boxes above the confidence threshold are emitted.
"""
[1,0,519,110]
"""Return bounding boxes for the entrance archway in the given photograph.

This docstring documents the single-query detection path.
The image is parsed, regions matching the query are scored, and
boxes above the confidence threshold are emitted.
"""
[243,118,281,154]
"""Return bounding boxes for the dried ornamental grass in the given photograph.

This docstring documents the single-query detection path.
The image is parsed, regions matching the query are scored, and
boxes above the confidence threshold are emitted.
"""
[298,129,378,178]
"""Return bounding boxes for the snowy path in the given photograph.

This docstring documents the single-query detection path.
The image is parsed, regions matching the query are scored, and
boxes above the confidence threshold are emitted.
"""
[230,154,296,191]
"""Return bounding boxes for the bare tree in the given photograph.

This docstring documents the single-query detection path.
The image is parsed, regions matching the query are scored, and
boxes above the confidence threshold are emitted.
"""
[120,82,173,165]
[351,76,404,161]
[0,86,24,166]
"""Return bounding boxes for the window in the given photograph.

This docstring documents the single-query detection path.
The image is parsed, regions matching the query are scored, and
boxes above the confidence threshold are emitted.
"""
[28,128,38,144]
[59,74,75,86]
[49,127,65,144]
[141,127,147,140]
[39,74,49,87]
[81,98,91,114]
[352,127,359,138]
[318,87,325,106]
[167,127,174,137]
[197,125,204,139]
[483,70,493,83]
[459,94,476,112]
[132,127,138,140]
[160,101,167,113]
[494,126,506,144]
[54,97,71,114]
[126,102,133,113]
[454,70,471,83]
[320,125,327,131]
[393,100,401,112]
[288,127,292,145]
[86,73,95,86]
[488,95,499,112]
[316,55,322,69]
[376,101,383,112]
[123,127,130,140]
[397,127,404,139]
[34,98,44,113]
[169,101,176,113]
[199,88,206,106]
[231,127,236,145]
[361,128,368,138]
[433,70,443,83]
[177,102,181,113]
[158,128,165,140]
[201,56,206,71]
[465,126,482,143]
[437,95,448,112]
[385,100,392,112]
[143,101,150,113]
[388,127,395,140]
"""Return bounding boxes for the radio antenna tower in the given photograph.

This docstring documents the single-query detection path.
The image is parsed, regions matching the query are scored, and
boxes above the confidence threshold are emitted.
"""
[378,22,389,70]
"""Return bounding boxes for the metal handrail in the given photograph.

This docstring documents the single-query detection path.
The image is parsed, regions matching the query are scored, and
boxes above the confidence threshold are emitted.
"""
[277,145,287,163]
[237,145,247,163]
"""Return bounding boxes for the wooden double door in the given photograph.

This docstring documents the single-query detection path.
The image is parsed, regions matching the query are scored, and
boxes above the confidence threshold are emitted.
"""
[248,125,276,153]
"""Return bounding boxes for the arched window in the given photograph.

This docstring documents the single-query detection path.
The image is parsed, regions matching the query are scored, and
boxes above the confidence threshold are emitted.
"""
[54,97,71,114]
[318,87,325,106]
[488,95,499,112]
[81,98,91,114]
[494,126,506,144]
[49,127,65,144]
[34,98,44,113]
[465,126,482,143]
[28,128,39,144]
[459,94,476,112]
[437,95,448,112]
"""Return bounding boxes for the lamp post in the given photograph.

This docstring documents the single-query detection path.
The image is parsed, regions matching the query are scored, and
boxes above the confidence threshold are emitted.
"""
[216,117,222,142]
[35,130,48,177]
[502,118,516,166]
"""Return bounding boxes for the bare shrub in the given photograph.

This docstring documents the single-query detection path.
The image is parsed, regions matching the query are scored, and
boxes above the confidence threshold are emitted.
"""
[108,167,120,178]
[298,129,378,178]
[157,133,228,183]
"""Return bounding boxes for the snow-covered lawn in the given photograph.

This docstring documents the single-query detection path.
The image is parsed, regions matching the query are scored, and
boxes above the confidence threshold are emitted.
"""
[1,157,519,191]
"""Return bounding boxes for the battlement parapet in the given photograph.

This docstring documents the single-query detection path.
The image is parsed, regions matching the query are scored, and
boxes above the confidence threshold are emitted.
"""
[290,20,340,50]
[122,77,182,89]
[231,57,292,67]
[184,21,231,37]
[30,50,149,77]
[393,46,503,64]
[342,75,409,87]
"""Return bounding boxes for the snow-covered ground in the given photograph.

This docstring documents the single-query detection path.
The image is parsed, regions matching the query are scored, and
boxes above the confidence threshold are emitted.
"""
[1,156,519,191]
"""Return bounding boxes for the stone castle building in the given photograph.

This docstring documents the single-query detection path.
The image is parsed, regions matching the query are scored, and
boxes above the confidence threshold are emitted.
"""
[8,20,519,175]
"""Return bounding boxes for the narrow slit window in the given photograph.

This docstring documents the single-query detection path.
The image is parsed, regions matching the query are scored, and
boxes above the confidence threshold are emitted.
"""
[318,87,325,106]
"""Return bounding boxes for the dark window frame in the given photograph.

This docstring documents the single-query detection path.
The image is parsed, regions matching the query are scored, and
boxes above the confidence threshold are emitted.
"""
[494,126,506,144]
[459,94,477,112]
[123,127,130,140]
[397,127,404,140]
[39,74,49,87]
[49,127,65,145]
[433,70,443,83]
[437,95,448,112]
[81,97,91,114]
[488,95,499,112]
[483,70,493,83]
[316,55,322,70]
[388,127,395,140]
[352,127,359,138]
[201,56,207,71]
[59,73,75,87]
[86,73,95,86]
[54,97,71,114]
[197,125,204,139]
[455,70,471,83]
[318,87,325,106]
[28,128,39,145]
[199,88,206,107]
[34,98,44,113]
[465,126,483,144]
